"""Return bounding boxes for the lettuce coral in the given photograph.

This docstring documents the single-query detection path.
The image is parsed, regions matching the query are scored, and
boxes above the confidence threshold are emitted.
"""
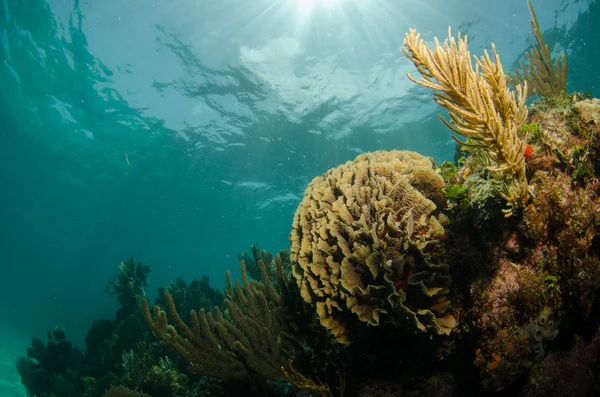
[290,150,456,344]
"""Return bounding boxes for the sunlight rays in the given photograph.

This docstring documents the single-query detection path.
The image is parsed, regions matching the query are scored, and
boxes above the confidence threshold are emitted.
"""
[293,0,345,21]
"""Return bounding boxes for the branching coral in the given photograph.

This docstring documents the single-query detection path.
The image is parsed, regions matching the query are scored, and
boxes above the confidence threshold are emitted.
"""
[238,243,279,282]
[104,258,151,321]
[290,150,455,344]
[510,0,568,98]
[402,28,530,216]
[142,259,286,380]
[155,275,225,324]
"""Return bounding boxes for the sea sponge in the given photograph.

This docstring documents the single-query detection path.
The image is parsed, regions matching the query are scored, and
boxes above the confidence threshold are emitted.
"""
[522,306,562,362]
[290,150,455,343]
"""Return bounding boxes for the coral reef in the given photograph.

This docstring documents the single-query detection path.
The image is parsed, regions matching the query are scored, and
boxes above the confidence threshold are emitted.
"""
[15,260,194,397]
[16,5,600,397]
[396,11,600,393]
[290,150,455,344]
[439,93,600,392]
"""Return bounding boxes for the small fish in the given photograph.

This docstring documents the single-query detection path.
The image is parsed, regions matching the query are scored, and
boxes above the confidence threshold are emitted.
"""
[125,153,131,166]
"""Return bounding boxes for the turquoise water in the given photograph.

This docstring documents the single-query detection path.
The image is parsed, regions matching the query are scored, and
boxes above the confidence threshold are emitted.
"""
[0,0,598,395]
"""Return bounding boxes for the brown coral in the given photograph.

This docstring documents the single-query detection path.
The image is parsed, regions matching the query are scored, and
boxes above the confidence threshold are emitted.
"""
[142,259,285,380]
[290,150,455,344]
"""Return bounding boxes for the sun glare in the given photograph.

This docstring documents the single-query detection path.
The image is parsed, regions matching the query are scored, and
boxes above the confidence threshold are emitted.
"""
[289,0,346,31]
[295,0,343,14]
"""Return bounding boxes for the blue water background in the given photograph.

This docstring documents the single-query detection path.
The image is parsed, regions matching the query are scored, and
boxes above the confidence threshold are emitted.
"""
[0,1,598,391]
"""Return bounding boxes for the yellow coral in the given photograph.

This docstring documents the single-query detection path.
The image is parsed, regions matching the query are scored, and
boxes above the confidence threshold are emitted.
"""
[290,150,455,344]
[402,28,531,216]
